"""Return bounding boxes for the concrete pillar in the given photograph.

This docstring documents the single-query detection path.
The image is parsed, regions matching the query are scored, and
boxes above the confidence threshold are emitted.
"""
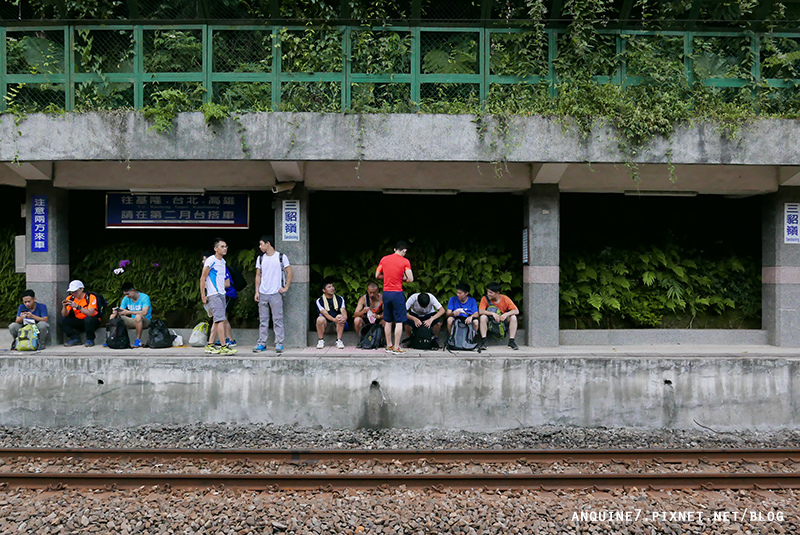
[25,181,69,344]
[762,186,800,346]
[274,186,309,348]
[524,185,560,347]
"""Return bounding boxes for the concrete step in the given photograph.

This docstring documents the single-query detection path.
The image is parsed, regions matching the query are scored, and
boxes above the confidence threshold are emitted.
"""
[0,327,524,349]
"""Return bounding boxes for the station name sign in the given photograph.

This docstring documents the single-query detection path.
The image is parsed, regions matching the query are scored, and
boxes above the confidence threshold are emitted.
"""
[106,193,249,229]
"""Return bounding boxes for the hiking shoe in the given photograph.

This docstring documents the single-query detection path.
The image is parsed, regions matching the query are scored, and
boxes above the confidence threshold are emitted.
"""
[218,345,238,355]
[316,339,325,349]
[253,344,267,353]
[133,339,142,348]
[275,343,283,354]
[85,340,95,347]
[65,338,81,347]
[478,338,488,351]
[205,344,221,354]
[226,338,237,348]
[508,339,519,350]
[336,339,345,349]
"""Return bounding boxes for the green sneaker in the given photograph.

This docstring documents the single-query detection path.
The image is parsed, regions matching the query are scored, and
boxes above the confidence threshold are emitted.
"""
[218,345,238,355]
[204,344,221,354]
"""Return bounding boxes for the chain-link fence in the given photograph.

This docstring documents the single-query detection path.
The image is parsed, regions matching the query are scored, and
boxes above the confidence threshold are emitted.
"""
[3,25,800,114]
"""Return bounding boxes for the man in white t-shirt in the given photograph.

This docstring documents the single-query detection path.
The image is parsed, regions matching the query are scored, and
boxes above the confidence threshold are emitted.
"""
[404,292,445,343]
[253,234,293,353]
[200,238,237,355]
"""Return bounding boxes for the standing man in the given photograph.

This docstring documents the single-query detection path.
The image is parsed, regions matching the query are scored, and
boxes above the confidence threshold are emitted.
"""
[109,281,151,348]
[253,234,293,353]
[376,241,413,354]
[9,289,49,349]
[60,280,101,347]
[200,238,237,355]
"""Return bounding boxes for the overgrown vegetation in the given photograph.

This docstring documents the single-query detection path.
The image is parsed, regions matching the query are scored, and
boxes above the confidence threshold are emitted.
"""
[311,239,523,321]
[0,228,28,323]
[73,243,259,327]
[560,244,761,329]
[5,1,800,174]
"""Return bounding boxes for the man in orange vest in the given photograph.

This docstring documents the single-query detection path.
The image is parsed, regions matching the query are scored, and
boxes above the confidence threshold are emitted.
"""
[60,280,101,347]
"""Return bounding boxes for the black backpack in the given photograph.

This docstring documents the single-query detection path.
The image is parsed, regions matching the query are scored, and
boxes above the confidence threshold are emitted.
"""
[358,322,385,349]
[148,319,175,349]
[409,326,437,350]
[447,318,478,351]
[87,292,106,317]
[228,265,247,292]
[105,317,130,349]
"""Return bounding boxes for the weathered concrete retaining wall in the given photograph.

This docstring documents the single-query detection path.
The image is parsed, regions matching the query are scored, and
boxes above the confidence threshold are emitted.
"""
[2,112,800,165]
[2,355,799,431]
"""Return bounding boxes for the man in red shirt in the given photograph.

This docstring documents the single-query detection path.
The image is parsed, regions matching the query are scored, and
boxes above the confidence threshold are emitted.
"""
[376,241,414,354]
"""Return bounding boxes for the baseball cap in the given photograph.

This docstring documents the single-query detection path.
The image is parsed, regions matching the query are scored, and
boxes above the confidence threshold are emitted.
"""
[67,280,84,293]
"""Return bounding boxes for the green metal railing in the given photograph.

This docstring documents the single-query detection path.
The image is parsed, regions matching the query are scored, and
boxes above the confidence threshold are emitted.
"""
[1,24,799,113]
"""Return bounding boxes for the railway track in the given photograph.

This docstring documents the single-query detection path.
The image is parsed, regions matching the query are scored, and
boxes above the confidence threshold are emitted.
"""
[2,448,799,491]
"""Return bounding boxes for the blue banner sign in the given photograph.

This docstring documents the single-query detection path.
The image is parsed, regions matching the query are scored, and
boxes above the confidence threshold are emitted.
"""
[106,193,249,229]
[31,195,49,252]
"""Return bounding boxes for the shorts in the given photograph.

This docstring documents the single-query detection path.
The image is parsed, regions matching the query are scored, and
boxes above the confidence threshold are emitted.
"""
[382,291,407,323]
[320,315,349,333]
[206,293,227,323]
[121,316,151,330]
[405,312,442,328]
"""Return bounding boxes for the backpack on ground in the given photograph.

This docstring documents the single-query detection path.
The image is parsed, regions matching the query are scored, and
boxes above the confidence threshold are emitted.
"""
[105,317,129,349]
[358,322,385,349]
[485,304,506,338]
[408,326,437,350]
[189,321,209,347]
[15,324,39,351]
[446,319,478,351]
[148,319,175,348]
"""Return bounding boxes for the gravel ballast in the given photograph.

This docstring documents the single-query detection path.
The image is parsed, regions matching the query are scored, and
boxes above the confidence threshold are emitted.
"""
[1,423,799,450]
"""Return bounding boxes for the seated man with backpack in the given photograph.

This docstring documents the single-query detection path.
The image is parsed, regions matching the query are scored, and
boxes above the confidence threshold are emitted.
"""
[109,281,151,348]
[315,280,348,349]
[404,292,445,349]
[445,283,479,350]
[9,289,49,350]
[354,282,386,349]
[478,282,520,350]
[59,280,102,347]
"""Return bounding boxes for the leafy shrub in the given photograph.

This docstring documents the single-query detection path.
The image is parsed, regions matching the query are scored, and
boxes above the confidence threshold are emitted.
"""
[560,245,761,328]
[73,243,258,327]
[311,238,523,320]
[0,228,27,323]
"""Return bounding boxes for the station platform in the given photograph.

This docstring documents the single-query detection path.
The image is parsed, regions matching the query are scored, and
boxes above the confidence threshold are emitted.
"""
[2,340,799,432]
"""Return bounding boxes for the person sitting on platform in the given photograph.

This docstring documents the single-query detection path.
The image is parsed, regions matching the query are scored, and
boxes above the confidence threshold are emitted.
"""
[315,280,348,349]
[404,291,445,345]
[353,281,384,338]
[9,289,49,349]
[60,280,101,347]
[446,282,479,334]
[478,282,519,350]
[109,281,151,348]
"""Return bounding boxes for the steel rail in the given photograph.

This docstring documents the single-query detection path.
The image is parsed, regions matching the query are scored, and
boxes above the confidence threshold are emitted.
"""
[1,448,799,463]
[2,472,800,491]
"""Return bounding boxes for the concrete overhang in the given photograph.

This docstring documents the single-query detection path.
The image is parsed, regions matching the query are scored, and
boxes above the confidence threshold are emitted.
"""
[3,112,800,166]
[52,160,277,190]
